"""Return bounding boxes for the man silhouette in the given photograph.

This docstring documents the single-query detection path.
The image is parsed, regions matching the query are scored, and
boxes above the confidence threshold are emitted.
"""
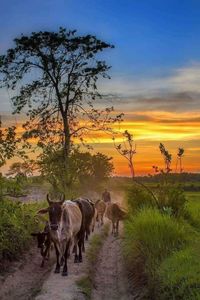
[102,188,111,203]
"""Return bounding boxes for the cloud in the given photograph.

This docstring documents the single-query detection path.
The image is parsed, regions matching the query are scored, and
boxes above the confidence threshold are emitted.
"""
[99,62,200,112]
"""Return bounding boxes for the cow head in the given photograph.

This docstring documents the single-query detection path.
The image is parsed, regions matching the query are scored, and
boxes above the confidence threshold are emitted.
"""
[37,194,65,231]
[47,194,65,231]
[31,232,47,248]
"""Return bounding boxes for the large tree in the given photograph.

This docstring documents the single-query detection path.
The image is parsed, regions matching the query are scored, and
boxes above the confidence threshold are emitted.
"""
[0,28,122,159]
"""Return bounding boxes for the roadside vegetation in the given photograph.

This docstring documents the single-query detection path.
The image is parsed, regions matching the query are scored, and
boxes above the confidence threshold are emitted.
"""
[0,198,46,272]
[123,144,200,299]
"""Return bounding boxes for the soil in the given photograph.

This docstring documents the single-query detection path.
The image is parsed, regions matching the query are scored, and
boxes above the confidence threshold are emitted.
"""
[0,245,55,300]
[91,228,133,300]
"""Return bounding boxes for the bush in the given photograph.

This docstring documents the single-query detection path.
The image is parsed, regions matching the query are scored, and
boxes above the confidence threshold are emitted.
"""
[126,185,155,213]
[156,185,187,217]
[123,208,193,297]
[157,245,200,299]
[0,198,46,268]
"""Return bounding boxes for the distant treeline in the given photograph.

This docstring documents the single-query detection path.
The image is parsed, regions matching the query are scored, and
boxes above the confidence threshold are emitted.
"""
[110,173,200,192]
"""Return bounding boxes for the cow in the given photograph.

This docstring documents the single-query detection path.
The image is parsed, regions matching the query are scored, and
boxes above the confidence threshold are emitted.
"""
[95,199,106,226]
[106,202,127,236]
[31,221,52,267]
[74,198,95,241]
[37,195,84,276]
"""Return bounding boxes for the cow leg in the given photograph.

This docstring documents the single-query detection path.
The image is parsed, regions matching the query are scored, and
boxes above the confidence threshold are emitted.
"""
[62,241,70,276]
[111,222,114,234]
[116,220,119,235]
[74,243,79,263]
[40,258,45,268]
[82,240,85,252]
[78,237,83,263]
[54,244,60,273]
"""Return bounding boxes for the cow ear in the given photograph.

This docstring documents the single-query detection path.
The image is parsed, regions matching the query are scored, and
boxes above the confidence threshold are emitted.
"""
[37,208,49,214]
[47,194,52,205]
[31,233,38,237]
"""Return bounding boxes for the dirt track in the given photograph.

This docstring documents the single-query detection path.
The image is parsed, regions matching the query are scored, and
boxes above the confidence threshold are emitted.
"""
[91,228,132,300]
[0,245,55,300]
[0,192,134,300]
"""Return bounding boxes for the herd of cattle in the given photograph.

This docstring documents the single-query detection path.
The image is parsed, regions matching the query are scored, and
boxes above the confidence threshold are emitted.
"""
[31,195,127,276]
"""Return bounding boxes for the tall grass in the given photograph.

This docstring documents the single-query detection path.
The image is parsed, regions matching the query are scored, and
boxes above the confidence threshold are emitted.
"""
[157,245,200,299]
[123,207,193,297]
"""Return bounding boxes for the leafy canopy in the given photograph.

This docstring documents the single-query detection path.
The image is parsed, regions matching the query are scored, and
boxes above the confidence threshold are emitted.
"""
[0,27,123,154]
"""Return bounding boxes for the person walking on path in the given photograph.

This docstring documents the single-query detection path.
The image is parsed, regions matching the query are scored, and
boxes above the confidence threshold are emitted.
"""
[102,189,111,203]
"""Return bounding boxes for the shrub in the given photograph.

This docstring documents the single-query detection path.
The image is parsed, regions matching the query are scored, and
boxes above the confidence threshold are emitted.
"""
[123,208,193,297]
[156,185,187,217]
[157,245,200,299]
[126,185,155,213]
[0,198,46,269]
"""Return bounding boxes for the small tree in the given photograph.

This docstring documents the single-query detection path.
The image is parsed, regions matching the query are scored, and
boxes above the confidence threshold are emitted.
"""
[38,146,114,196]
[113,130,136,178]
[113,130,158,204]
[176,148,184,173]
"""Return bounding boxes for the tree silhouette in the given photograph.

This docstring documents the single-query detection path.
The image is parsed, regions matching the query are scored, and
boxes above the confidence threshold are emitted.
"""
[113,130,136,178]
[176,148,184,173]
[0,28,123,191]
[113,130,158,204]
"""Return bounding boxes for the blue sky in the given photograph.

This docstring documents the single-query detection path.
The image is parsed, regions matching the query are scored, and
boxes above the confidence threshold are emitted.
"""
[1,0,200,110]
[0,0,200,174]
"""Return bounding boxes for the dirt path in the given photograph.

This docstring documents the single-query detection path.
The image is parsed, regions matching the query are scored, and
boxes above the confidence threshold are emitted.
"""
[35,246,89,300]
[0,191,133,300]
[91,225,132,300]
[0,245,55,300]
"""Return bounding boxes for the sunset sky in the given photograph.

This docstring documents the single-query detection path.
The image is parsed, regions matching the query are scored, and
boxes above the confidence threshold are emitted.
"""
[0,0,200,175]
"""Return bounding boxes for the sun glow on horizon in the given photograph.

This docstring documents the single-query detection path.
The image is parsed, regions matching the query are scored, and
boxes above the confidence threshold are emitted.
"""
[1,110,200,176]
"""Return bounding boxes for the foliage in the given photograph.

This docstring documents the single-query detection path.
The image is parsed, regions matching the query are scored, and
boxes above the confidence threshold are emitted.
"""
[157,245,200,299]
[0,173,28,199]
[123,207,194,298]
[38,147,114,195]
[76,276,92,299]
[0,198,45,270]
[126,185,155,213]
[185,193,200,230]
[156,185,187,217]
[6,160,35,177]
[0,28,123,158]
[0,119,27,167]
[113,130,136,178]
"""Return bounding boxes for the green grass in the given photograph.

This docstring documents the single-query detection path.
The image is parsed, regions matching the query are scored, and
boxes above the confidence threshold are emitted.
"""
[77,224,109,299]
[157,244,200,299]
[185,192,200,229]
[76,276,92,299]
[0,198,47,270]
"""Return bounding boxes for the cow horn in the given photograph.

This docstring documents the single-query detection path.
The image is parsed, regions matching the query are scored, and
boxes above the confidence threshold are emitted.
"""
[47,194,51,205]
[60,194,65,203]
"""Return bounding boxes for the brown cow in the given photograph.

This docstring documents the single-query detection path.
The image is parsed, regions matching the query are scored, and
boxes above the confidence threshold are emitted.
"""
[38,195,84,276]
[106,202,127,236]
[95,200,106,226]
